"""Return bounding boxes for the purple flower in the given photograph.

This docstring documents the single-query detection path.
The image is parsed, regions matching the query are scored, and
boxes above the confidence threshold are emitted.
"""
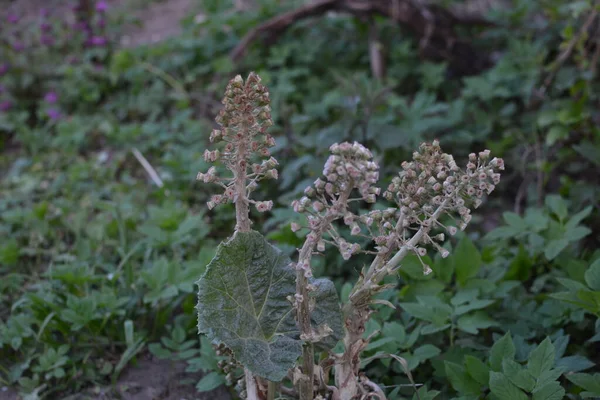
[0,85,4,94]
[96,1,108,12]
[75,21,91,32]
[40,22,52,32]
[44,91,58,104]
[47,109,61,120]
[0,64,8,76]
[97,18,106,28]
[12,42,25,52]
[41,35,55,46]
[0,101,12,112]
[8,15,19,24]
[90,36,107,46]
[40,8,50,18]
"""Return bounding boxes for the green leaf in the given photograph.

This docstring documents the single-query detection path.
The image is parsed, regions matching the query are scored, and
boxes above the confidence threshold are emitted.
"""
[454,299,496,316]
[451,289,479,306]
[411,386,440,400]
[527,337,555,379]
[534,369,563,392]
[454,236,482,286]
[546,125,569,146]
[544,239,569,260]
[566,373,600,394]
[489,371,528,400]
[490,333,516,371]
[457,312,497,334]
[545,195,568,221]
[503,212,527,231]
[565,206,592,230]
[532,382,565,400]
[413,344,441,362]
[444,361,481,395]
[196,371,226,392]
[584,259,600,291]
[464,355,490,385]
[309,278,344,349]
[502,358,535,391]
[400,302,451,325]
[556,355,595,373]
[196,231,302,381]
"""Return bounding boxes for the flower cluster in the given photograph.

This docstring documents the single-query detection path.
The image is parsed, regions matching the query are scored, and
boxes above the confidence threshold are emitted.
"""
[373,140,504,266]
[291,142,380,260]
[196,73,278,213]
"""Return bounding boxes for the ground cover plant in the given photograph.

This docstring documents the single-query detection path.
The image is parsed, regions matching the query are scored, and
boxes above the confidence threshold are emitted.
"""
[0,0,599,399]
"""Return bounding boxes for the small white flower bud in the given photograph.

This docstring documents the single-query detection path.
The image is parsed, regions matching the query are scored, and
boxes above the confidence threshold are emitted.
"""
[417,247,427,256]
[291,222,301,232]
[266,169,278,179]
[447,226,457,236]
[255,200,273,212]
[351,224,361,236]
[317,240,325,252]
[313,201,324,212]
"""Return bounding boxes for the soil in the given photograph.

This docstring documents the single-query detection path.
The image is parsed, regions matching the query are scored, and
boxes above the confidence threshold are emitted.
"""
[1,355,231,400]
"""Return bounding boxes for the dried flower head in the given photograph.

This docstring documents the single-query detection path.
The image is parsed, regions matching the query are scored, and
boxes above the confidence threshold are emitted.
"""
[375,140,503,259]
[196,73,277,222]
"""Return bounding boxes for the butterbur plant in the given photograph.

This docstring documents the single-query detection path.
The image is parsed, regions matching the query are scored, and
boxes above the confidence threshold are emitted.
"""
[195,73,504,400]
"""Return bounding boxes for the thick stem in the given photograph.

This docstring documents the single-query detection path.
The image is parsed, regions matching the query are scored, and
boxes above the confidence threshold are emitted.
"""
[267,381,278,400]
[234,126,251,233]
[245,368,259,400]
[296,187,353,400]
[234,126,255,397]
[336,197,452,398]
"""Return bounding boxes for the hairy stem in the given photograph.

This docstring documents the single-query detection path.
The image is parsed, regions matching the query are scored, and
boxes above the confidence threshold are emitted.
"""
[296,186,353,400]
[233,125,255,397]
[234,125,251,232]
[336,197,452,398]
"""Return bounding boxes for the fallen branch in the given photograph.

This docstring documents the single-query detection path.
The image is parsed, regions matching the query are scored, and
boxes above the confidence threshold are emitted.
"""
[230,0,493,76]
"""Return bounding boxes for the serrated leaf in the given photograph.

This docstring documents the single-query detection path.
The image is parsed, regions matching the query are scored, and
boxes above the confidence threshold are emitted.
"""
[533,369,563,391]
[527,337,555,379]
[444,361,481,395]
[489,371,528,400]
[196,231,301,381]
[502,358,535,392]
[490,333,516,371]
[532,381,565,400]
[464,355,490,385]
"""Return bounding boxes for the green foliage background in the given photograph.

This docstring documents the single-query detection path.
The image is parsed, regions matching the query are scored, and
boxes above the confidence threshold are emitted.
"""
[0,0,599,398]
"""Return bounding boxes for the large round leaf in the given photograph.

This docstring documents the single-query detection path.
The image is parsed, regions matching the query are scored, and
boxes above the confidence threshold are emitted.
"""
[196,231,301,381]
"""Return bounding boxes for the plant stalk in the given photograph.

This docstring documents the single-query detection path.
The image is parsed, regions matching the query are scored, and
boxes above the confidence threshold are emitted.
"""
[296,185,353,399]
[336,197,452,398]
